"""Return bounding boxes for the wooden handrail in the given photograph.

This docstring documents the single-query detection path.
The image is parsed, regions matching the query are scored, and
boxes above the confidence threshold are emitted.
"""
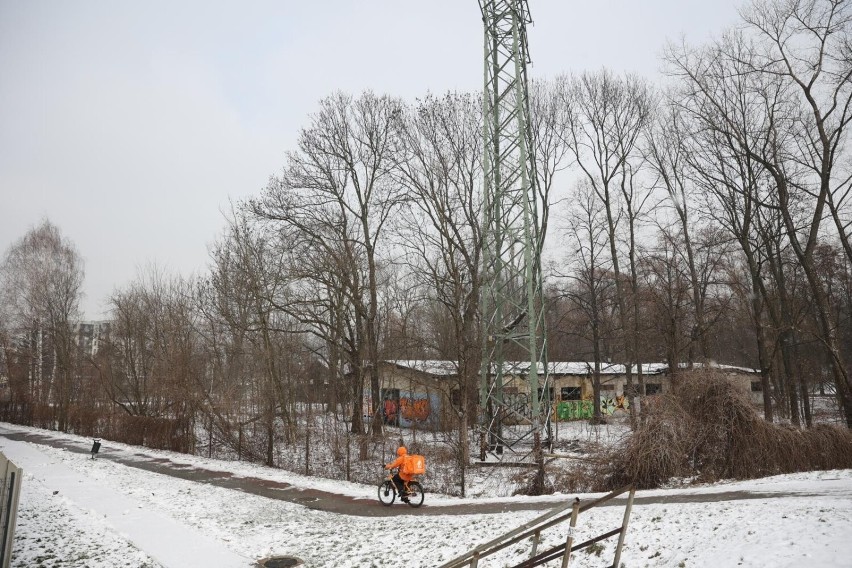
[438,485,634,568]
[512,527,623,568]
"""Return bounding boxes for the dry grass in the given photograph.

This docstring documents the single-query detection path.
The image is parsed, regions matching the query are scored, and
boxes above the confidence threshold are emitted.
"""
[600,370,852,490]
[548,457,604,494]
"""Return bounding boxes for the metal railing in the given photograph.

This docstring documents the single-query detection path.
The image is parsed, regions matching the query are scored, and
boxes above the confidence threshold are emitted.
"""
[438,484,636,568]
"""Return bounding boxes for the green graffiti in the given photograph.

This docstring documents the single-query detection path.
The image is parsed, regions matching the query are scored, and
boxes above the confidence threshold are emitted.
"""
[555,400,593,421]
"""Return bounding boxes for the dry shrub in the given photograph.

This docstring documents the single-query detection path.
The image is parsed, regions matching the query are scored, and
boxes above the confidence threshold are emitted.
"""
[549,458,603,494]
[602,370,852,490]
[67,405,100,437]
[31,404,55,429]
[0,401,33,425]
[110,414,194,453]
[512,468,556,496]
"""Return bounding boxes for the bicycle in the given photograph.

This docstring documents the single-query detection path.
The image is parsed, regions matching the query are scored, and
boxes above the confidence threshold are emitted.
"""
[378,468,425,508]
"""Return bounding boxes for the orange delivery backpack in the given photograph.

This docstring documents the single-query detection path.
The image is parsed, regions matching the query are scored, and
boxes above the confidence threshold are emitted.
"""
[402,454,426,476]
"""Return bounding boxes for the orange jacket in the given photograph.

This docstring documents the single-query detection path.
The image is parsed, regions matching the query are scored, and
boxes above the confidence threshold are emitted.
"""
[385,455,415,481]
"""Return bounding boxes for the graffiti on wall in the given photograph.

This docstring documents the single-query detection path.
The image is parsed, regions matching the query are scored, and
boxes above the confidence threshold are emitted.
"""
[399,397,432,422]
[601,395,630,415]
[383,396,433,423]
[554,395,630,421]
[369,389,631,426]
[555,400,593,420]
[375,389,440,429]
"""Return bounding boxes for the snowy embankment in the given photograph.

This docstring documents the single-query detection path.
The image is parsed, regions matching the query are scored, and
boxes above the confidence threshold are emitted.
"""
[2,423,851,568]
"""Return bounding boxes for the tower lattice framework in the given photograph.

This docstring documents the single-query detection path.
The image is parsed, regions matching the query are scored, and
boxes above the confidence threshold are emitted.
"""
[478,0,550,460]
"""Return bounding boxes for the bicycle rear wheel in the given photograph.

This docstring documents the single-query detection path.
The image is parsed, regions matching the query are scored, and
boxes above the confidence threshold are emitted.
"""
[378,480,396,506]
[406,481,424,508]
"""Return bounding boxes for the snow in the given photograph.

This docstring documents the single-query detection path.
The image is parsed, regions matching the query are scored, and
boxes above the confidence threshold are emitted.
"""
[4,431,249,568]
[387,359,758,377]
[389,359,671,376]
[1,422,851,568]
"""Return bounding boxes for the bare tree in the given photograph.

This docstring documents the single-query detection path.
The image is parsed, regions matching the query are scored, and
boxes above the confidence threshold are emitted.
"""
[196,214,257,459]
[252,91,406,436]
[641,231,693,374]
[99,265,199,451]
[742,0,852,424]
[757,213,815,425]
[565,69,654,426]
[393,92,482,487]
[740,0,852,265]
[103,267,197,414]
[557,181,616,423]
[529,77,573,248]
[0,220,84,431]
[201,212,303,464]
[645,103,714,364]
[667,2,852,425]
[679,94,780,421]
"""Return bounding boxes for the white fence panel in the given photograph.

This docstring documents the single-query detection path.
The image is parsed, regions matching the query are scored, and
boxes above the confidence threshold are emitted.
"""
[0,453,22,568]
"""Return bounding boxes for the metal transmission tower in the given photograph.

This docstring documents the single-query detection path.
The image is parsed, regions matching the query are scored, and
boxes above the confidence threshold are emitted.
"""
[478,0,550,461]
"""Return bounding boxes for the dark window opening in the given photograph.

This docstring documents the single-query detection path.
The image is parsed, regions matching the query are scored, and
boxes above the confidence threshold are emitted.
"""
[624,384,642,398]
[537,387,554,403]
[450,388,461,407]
[560,387,581,401]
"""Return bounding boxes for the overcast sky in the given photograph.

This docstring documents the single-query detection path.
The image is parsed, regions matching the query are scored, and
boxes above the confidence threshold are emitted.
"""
[0,0,745,319]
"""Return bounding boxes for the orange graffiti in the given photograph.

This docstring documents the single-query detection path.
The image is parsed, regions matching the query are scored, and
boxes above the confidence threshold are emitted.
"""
[399,397,431,422]
[383,399,399,422]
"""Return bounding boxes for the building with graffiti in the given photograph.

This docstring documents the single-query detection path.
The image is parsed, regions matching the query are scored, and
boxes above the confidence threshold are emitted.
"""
[368,360,459,431]
[373,360,763,428]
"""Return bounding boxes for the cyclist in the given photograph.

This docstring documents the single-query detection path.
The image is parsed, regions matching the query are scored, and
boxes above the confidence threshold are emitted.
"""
[384,446,414,502]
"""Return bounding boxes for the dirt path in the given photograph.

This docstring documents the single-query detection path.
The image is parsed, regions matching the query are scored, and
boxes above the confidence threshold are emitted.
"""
[0,429,818,518]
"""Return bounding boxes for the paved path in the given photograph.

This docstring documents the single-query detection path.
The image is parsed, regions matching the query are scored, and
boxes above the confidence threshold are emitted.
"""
[0,428,820,518]
[0,430,254,568]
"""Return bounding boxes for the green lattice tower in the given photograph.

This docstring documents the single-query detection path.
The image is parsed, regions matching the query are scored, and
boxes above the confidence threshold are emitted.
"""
[478,0,550,461]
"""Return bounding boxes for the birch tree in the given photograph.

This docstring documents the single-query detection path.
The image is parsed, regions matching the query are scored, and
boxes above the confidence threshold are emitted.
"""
[0,220,84,431]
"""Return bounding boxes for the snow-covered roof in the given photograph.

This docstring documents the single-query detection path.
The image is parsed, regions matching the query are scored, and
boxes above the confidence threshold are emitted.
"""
[384,360,759,376]
[512,361,669,376]
[682,362,761,374]
[384,360,460,376]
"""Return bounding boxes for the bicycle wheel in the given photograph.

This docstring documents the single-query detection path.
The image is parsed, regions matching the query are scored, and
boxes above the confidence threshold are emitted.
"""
[378,480,396,506]
[405,481,425,508]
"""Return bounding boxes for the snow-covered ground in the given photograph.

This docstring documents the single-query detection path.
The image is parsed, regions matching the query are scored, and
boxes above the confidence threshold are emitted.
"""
[2,422,851,568]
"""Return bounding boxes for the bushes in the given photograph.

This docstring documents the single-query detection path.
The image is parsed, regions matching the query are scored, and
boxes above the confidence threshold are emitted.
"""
[67,405,100,437]
[603,370,852,490]
[108,414,194,453]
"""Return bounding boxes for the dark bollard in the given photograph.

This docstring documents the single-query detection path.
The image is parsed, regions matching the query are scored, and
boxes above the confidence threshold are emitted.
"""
[91,438,101,459]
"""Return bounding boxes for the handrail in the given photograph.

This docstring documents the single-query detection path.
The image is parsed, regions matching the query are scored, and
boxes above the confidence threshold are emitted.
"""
[438,485,634,568]
[512,527,622,568]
